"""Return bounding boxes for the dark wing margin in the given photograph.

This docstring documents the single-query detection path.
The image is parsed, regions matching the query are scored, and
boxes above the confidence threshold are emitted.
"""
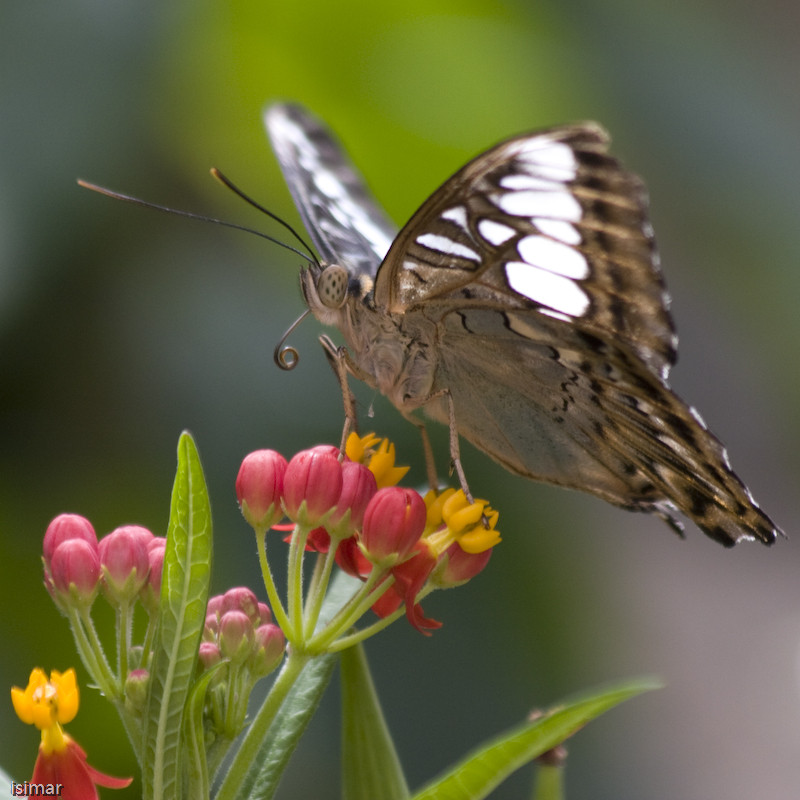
[264,103,398,279]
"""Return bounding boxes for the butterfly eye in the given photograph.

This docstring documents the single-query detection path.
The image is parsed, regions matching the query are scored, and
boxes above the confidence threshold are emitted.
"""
[317,265,349,309]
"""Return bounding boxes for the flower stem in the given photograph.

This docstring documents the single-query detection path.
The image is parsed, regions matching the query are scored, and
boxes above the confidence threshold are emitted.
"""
[213,650,310,800]
[255,527,292,638]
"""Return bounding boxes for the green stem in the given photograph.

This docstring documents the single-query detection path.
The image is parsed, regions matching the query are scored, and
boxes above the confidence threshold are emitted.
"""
[533,764,565,800]
[325,607,405,652]
[306,570,393,653]
[301,545,338,639]
[69,606,117,697]
[213,651,310,800]
[117,599,131,682]
[255,528,292,638]
[287,523,311,640]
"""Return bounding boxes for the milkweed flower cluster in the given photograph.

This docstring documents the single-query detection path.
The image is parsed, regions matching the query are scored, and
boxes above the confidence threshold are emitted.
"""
[236,432,501,647]
[199,587,285,741]
[22,431,500,795]
[35,509,287,784]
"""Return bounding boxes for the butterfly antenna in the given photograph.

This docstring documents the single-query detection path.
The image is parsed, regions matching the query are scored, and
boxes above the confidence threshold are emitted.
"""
[76,179,315,264]
[210,168,320,266]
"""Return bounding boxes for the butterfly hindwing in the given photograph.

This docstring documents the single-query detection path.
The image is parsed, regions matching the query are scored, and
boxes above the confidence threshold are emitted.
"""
[432,307,776,545]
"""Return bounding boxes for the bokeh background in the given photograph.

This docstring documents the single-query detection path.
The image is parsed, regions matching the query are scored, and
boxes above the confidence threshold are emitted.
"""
[2,1,799,797]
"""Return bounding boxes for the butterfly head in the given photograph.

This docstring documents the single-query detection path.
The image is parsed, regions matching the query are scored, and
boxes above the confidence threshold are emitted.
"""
[301,263,373,325]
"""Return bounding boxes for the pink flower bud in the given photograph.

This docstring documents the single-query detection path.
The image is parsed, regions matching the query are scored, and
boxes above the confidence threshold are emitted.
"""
[283,447,343,527]
[236,449,288,529]
[249,623,285,677]
[327,461,377,537]
[257,602,272,625]
[206,594,224,620]
[218,610,254,665]
[124,669,150,715]
[49,539,101,607]
[140,543,165,615]
[360,487,426,562]
[198,641,223,671]
[98,525,151,605]
[220,587,260,624]
[43,513,97,567]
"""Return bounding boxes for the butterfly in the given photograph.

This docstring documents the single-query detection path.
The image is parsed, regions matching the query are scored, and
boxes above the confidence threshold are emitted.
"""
[265,102,781,547]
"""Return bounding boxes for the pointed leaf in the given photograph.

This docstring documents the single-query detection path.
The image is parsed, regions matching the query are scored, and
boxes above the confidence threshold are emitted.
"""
[142,432,213,800]
[341,643,409,800]
[412,677,662,800]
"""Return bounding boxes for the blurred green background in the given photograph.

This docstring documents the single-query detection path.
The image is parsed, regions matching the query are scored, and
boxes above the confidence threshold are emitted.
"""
[2,1,799,797]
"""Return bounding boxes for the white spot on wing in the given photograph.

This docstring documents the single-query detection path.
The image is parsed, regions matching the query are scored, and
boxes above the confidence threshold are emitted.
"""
[517,235,589,279]
[505,261,589,317]
[478,219,516,246]
[535,218,581,245]
[494,190,582,222]
[417,233,480,261]
[514,139,578,180]
[440,206,468,229]
[500,174,557,191]
[538,308,572,323]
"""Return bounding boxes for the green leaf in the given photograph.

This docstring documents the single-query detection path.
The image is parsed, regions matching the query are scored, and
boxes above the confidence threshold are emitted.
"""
[235,653,339,800]
[142,432,213,800]
[411,677,662,800]
[341,643,409,800]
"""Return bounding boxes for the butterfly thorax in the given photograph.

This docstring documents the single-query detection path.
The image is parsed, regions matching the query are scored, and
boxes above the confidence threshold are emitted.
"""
[301,263,439,412]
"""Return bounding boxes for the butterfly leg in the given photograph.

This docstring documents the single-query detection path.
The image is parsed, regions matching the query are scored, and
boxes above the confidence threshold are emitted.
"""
[406,388,475,503]
[319,334,360,453]
[444,391,475,505]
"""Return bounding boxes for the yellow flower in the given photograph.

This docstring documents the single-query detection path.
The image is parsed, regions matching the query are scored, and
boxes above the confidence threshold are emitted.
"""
[345,432,409,488]
[12,668,132,798]
[422,489,501,554]
[12,668,78,734]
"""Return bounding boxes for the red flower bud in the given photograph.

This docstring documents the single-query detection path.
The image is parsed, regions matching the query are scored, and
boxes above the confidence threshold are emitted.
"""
[140,542,165,615]
[98,525,151,605]
[236,449,288,529]
[198,641,223,671]
[43,513,97,567]
[249,623,285,677]
[436,542,492,587]
[360,487,426,562]
[257,602,272,625]
[124,669,150,714]
[282,447,343,527]
[328,461,377,537]
[49,539,101,607]
[218,610,255,665]
[220,587,260,623]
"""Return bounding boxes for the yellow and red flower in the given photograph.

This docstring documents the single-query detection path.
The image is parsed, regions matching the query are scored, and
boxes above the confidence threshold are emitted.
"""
[11,668,132,800]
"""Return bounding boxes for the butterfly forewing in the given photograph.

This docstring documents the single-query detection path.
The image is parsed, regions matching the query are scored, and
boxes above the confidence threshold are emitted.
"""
[265,102,781,546]
[376,125,677,380]
[264,104,397,278]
